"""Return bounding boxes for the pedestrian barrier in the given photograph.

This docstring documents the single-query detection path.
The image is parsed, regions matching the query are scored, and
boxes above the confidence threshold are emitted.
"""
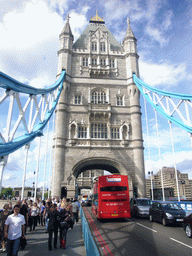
[80,206,100,256]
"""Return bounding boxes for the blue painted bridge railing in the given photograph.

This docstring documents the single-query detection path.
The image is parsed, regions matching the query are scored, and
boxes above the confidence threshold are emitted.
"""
[80,206,100,256]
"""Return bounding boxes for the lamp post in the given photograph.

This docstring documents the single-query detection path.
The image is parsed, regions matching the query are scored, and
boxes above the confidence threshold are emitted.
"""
[148,171,154,201]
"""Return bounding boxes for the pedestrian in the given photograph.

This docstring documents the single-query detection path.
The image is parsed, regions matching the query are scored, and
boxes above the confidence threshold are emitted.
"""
[31,202,39,231]
[0,204,11,252]
[8,202,13,212]
[40,201,46,227]
[59,203,70,249]
[43,201,51,233]
[71,199,78,224]
[27,200,33,232]
[47,204,61,251]
[4,204,25,256]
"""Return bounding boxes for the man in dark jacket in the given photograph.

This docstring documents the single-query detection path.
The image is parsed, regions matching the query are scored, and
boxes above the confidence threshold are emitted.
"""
[47,204,64,251]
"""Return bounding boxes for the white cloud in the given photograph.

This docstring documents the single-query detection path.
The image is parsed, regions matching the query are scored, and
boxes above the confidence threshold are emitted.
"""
[0,0,63,51]
[146,26,168,46]
[69,8,90,41]
[139,58,189,87]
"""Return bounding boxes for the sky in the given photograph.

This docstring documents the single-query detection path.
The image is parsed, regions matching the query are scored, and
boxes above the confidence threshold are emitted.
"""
[0,0,192,190]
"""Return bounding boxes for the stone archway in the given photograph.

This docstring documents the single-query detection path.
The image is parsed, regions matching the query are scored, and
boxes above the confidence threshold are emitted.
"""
[64,157,134,198]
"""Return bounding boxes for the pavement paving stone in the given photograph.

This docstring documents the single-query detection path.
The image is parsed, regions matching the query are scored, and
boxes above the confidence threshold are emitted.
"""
[2,218,86,256]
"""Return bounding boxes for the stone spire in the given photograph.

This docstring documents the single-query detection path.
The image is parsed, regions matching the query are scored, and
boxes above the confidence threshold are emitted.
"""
[124,18,135,40]
[61,14,74,40]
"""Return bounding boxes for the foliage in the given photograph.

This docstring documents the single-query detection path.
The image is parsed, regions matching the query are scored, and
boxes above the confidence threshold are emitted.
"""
[0,187,13,197]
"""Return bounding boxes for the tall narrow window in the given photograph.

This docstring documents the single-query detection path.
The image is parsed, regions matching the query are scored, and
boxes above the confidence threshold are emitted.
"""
[83,58,88,67]
[91,123,107,139]
[78,126,87,138]
[92,58,97,66]
[111,128,120,139]
[109,59,115,68]
[92,42,97,51]
[100,42,106,52]
[117,96,123,106]
[100,58,106,66]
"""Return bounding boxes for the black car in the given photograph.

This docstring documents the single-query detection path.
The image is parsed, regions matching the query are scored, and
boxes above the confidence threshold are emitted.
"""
[149,201,186,226]
[183,213,192,238]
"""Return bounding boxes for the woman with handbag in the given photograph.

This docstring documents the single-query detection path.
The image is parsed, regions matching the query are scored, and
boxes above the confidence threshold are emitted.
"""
[59,203,71,249]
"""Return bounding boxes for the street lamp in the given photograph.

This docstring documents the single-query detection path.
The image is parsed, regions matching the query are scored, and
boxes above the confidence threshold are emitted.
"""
[148,171,154,201]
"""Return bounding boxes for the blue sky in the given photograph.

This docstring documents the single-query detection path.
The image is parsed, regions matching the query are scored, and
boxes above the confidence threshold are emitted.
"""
[0,0,192,189]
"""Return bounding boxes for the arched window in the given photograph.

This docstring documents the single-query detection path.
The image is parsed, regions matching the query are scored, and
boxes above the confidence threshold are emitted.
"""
[100,42,106,52]
[92,58,97,66]
[91,90,106,104]
[122,125,128,140]
[92,42,97,51]
[100,58,106,66]
[71,124,76,139]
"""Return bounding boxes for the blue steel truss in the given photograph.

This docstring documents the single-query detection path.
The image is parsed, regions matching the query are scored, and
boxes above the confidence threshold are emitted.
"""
[0,70,66,157]
[133,74,192,134]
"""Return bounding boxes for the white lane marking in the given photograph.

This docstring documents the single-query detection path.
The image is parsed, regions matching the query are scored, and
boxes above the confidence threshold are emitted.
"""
[170,238,192,249]
[136,223,157,233]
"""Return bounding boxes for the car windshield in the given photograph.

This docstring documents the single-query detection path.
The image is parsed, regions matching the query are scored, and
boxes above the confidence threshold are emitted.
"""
[162,203,182,210]
[137,200,152,206]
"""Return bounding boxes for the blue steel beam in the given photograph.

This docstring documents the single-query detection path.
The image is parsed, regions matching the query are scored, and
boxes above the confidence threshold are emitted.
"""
[133,74,192,134]
[0,70,66,156]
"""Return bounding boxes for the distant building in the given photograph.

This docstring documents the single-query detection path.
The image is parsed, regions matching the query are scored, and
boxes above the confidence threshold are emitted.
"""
[13,187,43,199]
[146,167,192,200]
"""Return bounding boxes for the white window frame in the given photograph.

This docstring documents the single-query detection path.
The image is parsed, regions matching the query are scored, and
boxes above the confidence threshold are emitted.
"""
[117,95,123,106]
[100,42,106,52]
[92,58,97,66]
[83,58,88,67]
[74,94,82,105]
[91,90,106,104]
[78,126,87,138]
[92,42,97,51]
[111,127,120,139]
[100,58,106,66]
[91,123,107,139]
[109,59,115,68]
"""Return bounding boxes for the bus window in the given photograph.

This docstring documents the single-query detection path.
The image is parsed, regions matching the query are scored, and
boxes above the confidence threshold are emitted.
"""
[100,186,127,191]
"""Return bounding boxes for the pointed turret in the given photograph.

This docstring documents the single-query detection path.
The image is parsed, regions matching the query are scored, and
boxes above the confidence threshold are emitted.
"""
[123,18,139,78]
[61,14,74,40]
[57,14,73,76]
[124,18,135,40]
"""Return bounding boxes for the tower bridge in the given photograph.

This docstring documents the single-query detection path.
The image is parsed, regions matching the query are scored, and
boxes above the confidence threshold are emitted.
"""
[0,12,192,202]
[52,12,145,199]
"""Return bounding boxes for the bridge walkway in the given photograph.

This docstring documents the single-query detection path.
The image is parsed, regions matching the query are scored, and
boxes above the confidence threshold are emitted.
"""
[1,217,86,256]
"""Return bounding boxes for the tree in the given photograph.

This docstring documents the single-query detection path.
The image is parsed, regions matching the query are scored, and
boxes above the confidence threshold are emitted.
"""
[0,187,13,198]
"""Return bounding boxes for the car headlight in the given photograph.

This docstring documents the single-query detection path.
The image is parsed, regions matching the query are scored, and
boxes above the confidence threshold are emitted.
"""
[166,213,173,218]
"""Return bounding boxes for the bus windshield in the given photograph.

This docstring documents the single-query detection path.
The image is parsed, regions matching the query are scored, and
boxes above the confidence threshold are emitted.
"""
[100,186,127,191]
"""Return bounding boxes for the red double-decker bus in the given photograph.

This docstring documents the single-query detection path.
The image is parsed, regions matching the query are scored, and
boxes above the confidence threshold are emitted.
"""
[92,175,130,219]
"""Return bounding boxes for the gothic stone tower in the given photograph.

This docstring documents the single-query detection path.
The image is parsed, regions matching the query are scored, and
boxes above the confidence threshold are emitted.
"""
[52,12,145,199]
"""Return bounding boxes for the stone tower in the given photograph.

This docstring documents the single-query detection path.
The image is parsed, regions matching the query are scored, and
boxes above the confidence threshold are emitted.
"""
[52,12,145,199]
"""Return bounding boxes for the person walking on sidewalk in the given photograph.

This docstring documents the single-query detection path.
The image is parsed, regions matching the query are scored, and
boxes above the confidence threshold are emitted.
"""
[4,204,25,256]
[47,204,62,251]
[71,199,79,224]
[59,203,70,249]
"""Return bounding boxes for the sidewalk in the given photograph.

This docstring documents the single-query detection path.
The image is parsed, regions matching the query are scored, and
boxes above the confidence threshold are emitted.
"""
[2,218,86,256]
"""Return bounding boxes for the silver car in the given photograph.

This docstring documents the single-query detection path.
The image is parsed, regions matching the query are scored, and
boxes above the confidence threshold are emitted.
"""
[130,198,152,217]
